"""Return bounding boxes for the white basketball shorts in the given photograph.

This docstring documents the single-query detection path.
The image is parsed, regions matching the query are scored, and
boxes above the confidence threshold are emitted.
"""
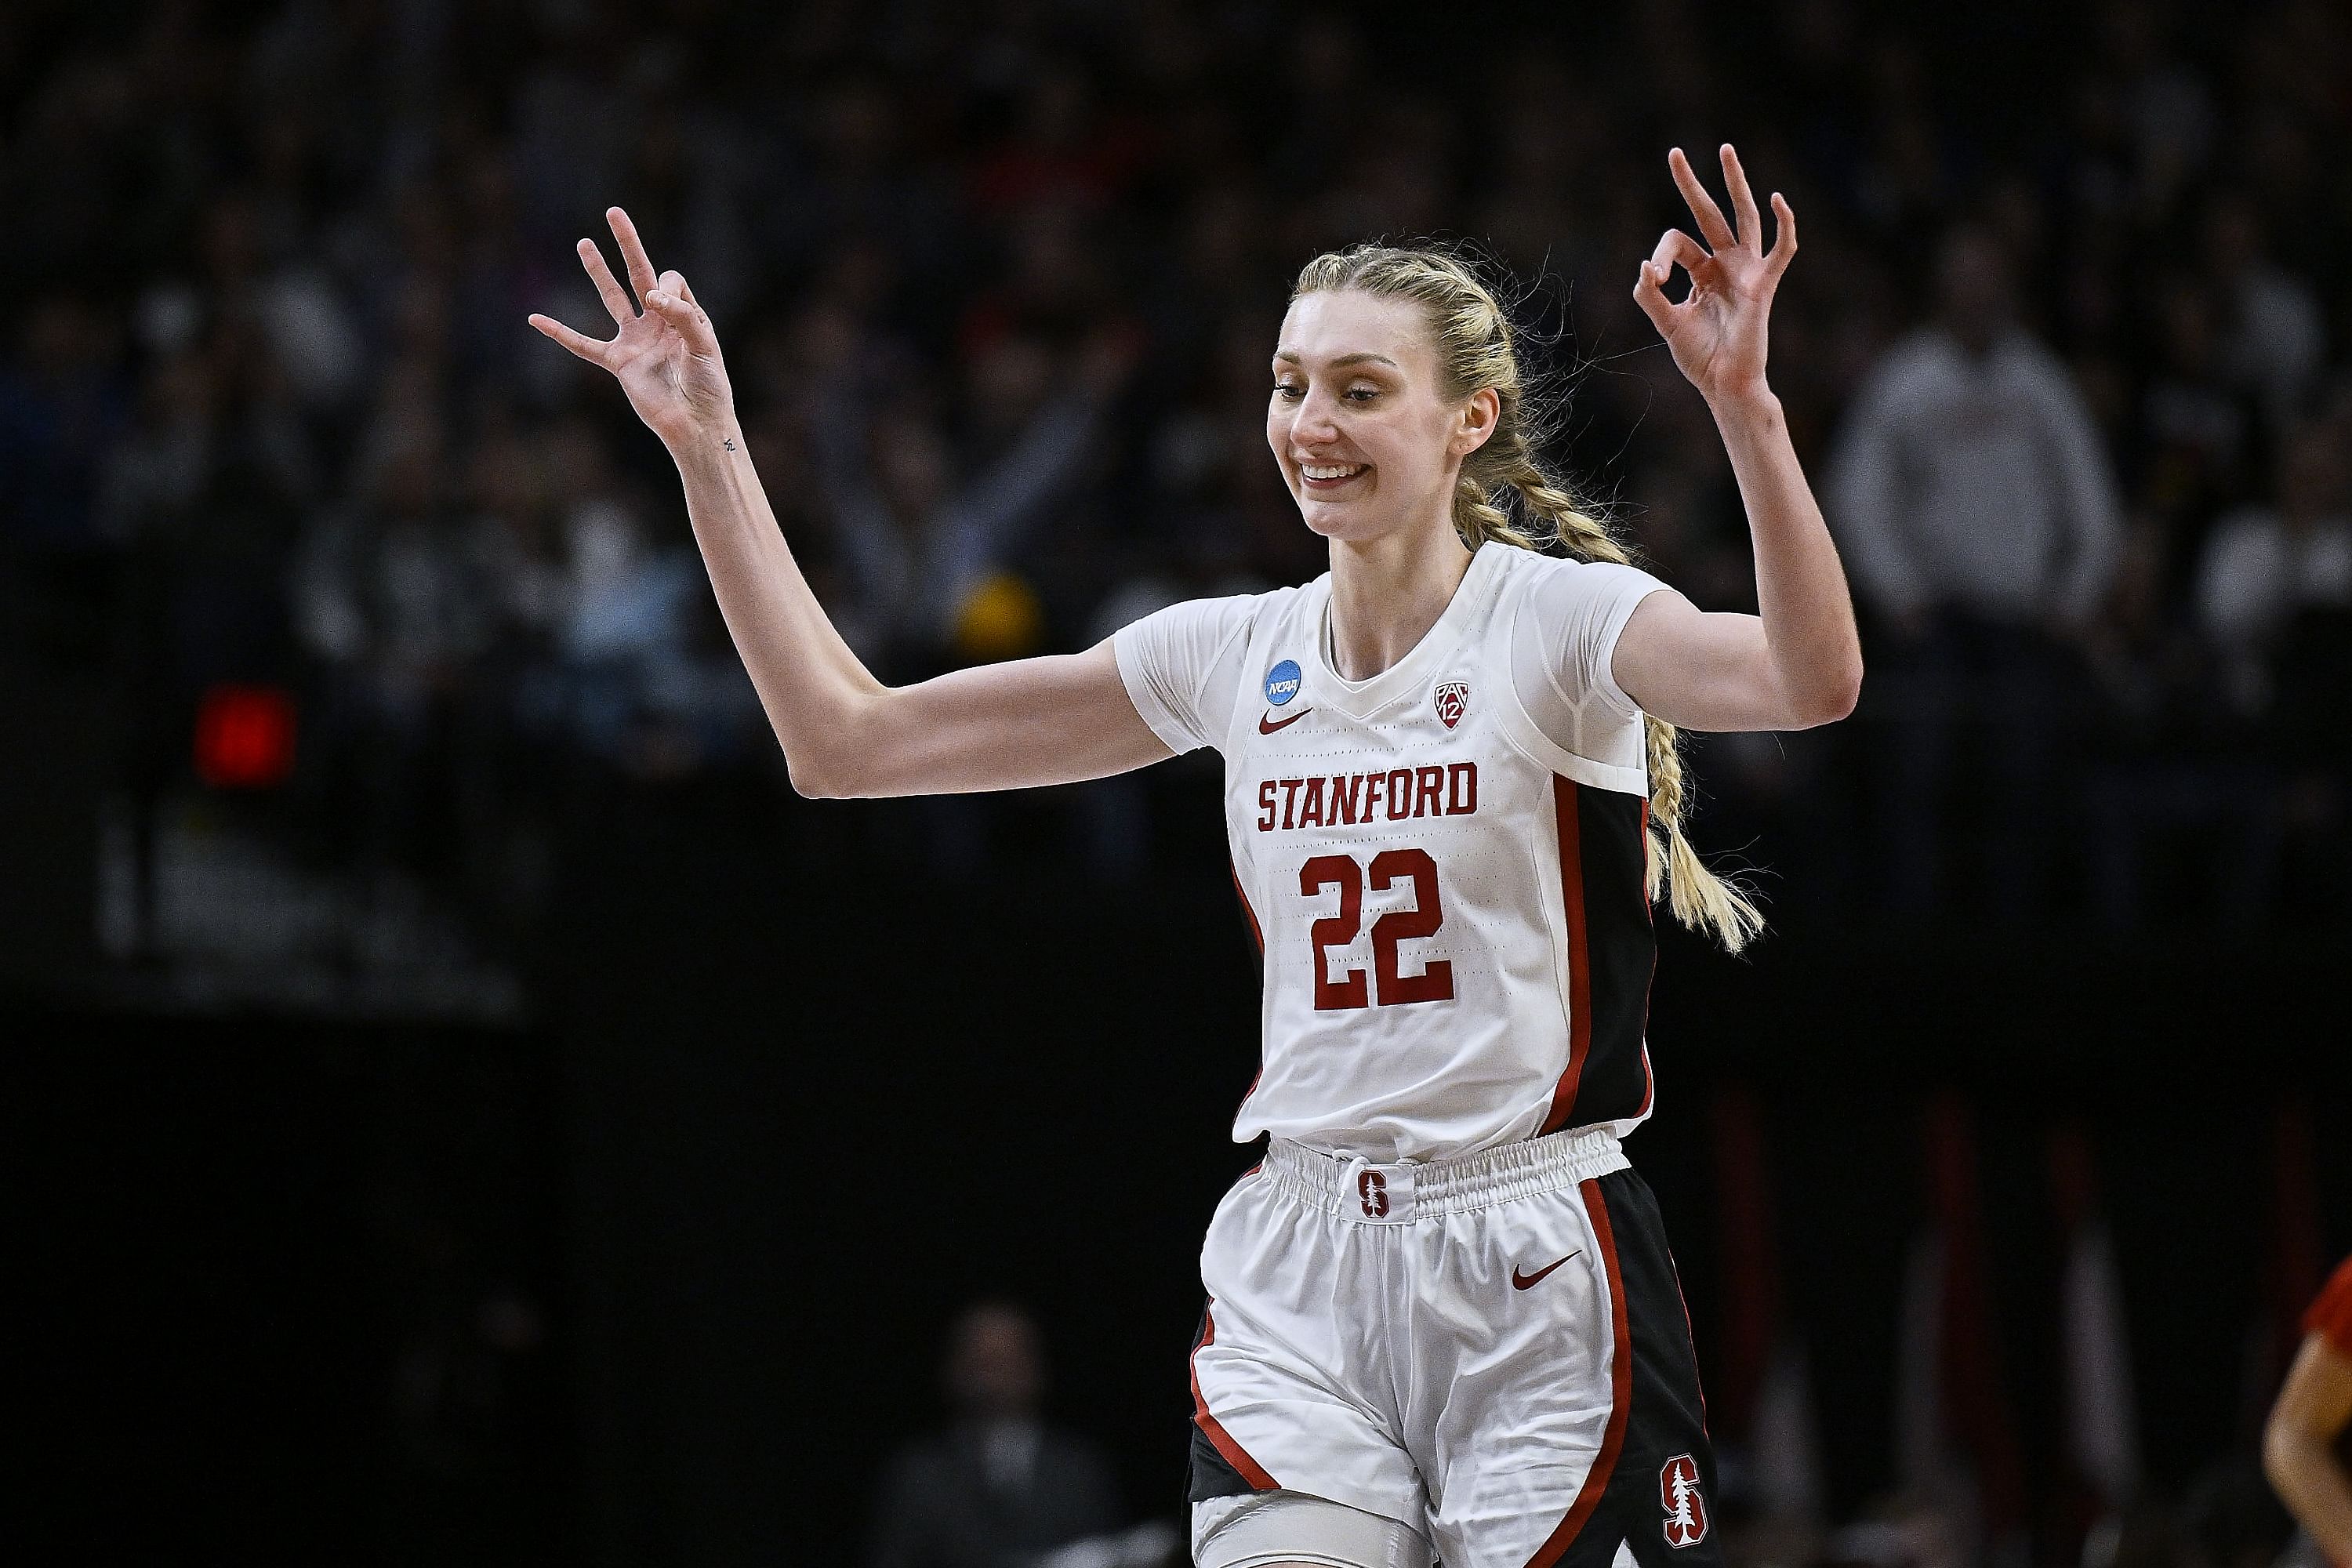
[1185,1127,1721,1568]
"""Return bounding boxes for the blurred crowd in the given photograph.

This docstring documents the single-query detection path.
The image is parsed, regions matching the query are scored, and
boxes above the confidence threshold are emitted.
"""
[2,0,2349,938]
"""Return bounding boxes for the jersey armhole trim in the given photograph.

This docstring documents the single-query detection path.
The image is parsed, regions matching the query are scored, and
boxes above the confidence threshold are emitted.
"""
[1492,670,1650,796]
[1492,563,1651,794]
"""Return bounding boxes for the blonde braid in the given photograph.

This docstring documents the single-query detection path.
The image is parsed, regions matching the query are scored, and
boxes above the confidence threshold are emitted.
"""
[1293,241,1764,952]
[1451,469,1545,554]
[1641,682,1766,951]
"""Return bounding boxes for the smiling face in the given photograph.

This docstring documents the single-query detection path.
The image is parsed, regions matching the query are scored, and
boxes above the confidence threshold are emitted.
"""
[1268,288,1498,547]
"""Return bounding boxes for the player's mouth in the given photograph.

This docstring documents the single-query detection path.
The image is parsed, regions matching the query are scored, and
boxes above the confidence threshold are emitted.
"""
[1297,460,1370,492]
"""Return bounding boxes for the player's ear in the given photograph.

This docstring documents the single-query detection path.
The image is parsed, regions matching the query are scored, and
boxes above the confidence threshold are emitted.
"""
[1453,387,1501,456]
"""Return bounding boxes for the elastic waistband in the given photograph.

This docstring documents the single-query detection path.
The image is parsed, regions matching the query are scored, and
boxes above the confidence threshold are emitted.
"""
[1260,1126,1629,1224]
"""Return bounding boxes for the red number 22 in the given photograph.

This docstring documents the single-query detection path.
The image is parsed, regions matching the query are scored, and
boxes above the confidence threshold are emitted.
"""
[1298,849,1454,1011]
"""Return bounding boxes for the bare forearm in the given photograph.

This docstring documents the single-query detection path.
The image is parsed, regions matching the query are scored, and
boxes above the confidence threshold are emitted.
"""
[669,420,882,785]
[1711,390,1862,722]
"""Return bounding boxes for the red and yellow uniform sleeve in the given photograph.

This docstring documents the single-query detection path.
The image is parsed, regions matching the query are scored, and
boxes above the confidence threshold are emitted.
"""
[2307,1256,2352,1356]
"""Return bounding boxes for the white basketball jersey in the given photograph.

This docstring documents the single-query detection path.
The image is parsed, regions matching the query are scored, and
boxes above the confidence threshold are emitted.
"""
[1116,544,1671,1162]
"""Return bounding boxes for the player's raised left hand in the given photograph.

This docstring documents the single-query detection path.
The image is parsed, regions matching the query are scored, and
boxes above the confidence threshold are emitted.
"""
[1632,144,1796,410]
[528,207,735,448]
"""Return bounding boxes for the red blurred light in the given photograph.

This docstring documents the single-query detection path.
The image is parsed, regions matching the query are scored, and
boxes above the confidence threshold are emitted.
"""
[194,684,297,788]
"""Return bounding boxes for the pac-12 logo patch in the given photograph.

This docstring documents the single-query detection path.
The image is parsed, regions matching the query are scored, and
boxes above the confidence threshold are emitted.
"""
[1660,1454,1709,1548]
[1434,680,1470,729]
[1264,659,1303,706]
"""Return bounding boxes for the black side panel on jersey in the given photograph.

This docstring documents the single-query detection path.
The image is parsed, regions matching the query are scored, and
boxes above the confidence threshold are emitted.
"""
[1548,780,1657,1133]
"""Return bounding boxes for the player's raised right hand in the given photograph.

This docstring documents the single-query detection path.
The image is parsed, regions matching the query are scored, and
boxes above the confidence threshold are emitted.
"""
[528,206,735,448]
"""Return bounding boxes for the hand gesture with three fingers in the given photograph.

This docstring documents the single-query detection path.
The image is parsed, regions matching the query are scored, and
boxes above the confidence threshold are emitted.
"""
[528,208,734,448]
[1632,144,1798,409]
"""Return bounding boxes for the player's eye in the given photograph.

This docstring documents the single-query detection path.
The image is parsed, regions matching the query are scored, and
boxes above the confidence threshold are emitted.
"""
[1344,385,1381,403]
[1273,380,1304,401]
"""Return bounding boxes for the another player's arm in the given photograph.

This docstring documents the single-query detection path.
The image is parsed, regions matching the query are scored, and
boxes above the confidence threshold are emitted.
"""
[1609,145,1863,735]
[2266,1330,2352,1564]
[529,209,1171,798]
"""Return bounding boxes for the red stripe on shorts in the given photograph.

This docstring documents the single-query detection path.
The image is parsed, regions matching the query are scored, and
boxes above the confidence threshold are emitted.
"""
[1191,1304,1278,1491]
[1524,1178,1632,1568]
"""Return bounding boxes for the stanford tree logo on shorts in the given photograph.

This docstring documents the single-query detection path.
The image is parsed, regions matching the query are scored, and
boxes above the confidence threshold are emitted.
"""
[1661,1454,1708,1547]
[1357,1170,1389,1218]
[1434,680,1470,729]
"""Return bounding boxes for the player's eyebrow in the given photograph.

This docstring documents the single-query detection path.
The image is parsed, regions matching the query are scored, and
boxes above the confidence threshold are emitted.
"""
[1273,350,1401,368]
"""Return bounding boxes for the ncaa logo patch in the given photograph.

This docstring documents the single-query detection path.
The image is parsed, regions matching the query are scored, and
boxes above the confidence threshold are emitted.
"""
[1660,1454,1709,1548]
[1434,680,1470,729]
[1264,659,1303,706]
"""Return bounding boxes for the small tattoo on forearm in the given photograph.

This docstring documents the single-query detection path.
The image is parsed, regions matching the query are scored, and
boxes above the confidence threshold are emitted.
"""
[722,437,736,451]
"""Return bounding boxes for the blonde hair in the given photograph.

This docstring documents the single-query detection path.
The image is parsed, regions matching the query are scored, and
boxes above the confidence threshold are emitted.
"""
[1290,243,1763,952]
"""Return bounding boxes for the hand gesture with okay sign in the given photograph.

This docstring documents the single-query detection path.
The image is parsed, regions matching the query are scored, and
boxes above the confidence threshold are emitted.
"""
[1632,145,1798,410]
[528,207,736,448]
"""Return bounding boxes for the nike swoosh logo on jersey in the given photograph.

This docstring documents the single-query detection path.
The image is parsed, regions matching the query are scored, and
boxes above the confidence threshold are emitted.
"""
[1258,708,1312,734]
[1512,1250,1581,1290]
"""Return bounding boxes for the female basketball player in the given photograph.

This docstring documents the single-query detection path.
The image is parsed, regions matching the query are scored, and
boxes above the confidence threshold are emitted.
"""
[532,143,1859,1568]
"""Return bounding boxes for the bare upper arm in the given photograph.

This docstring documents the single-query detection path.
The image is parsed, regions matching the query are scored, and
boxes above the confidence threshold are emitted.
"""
[1611,589,1859,733]
[1610,590,1782,732]
[804,638,1177,798]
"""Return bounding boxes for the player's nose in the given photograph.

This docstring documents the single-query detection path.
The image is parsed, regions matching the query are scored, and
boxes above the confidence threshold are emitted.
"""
[1289,391,1344,445]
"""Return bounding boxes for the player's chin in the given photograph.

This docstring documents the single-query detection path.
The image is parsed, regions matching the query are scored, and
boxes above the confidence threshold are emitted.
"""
[1293,486,1380,539]
[1295,503,1359,541]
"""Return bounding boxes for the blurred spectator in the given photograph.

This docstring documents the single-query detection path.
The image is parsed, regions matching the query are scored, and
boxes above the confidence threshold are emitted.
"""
[2197,425,2352,719]
[868,1301,1122,1568]
[0,294,127,557]
[2201,192,2326,437]
[2200,421,2352,909]
[2140,276,2258,567]
[1828,226,2125,919]
[2080,518,2278,933]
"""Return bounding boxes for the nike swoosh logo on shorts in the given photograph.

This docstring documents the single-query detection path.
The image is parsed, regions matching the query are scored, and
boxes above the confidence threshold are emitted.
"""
[1512,1250,1581,1290]
[1258,708,1311,734]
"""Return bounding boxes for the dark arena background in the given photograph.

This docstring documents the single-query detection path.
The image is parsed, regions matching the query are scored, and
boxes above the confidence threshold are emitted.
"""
[5,2,2349,1565]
